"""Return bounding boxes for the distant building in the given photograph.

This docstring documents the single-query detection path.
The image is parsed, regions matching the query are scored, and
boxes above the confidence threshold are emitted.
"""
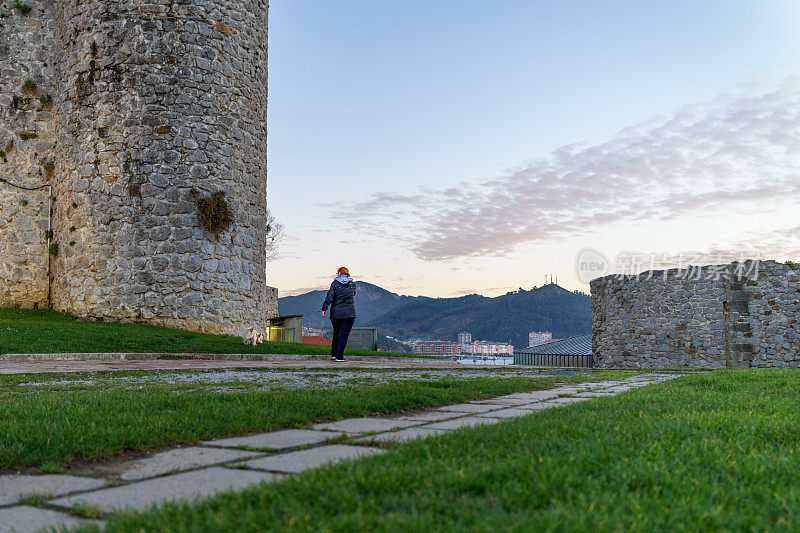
[413,340,459,356]
[529,331,553,347]
[515,334,592,367]
[467,341,514,355]
[457,331,472,353]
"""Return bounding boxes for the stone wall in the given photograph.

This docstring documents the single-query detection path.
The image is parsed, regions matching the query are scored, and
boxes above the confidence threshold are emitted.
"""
[0,0,276,334]
[591,260,800,368]
[0,0,57,308]
[0,182,49,307]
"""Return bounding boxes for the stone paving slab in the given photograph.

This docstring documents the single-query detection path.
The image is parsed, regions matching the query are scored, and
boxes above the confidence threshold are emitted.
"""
[474,408,536,419]
[51,467,280,513]
[516,402,560,411]
[580,382,614,390]
[435,403,501,414]
[313,417,420,435]
[424,416,503,431]
[544,396,592,406]
[493,390,563,402]
[0,474,106,506]
[356,427,448,443]
[0,505,101,533]
[204,429,346,450]
[549,387,585,394]
[601,386,636,393]
[120,446,263,481]
[573,391,617,397]
[240,445,384,474]
[472,397,534,406]
[397,411,464,422]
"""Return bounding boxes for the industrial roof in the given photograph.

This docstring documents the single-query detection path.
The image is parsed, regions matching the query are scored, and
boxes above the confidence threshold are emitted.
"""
[516,334,591,356]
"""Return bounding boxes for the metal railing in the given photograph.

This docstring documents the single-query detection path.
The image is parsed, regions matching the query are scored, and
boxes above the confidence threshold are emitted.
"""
[266,326,295,343]
[514,353,594,368]
[346,327,378,351]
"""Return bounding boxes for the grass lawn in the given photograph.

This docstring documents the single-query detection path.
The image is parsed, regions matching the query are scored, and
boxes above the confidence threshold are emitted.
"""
[87,370,800,532]
[0,370,629,470]
[0,308,394,357]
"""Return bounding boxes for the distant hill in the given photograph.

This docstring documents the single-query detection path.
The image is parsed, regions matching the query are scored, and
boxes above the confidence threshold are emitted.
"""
[278,281,417,330]
[366,284,590,349]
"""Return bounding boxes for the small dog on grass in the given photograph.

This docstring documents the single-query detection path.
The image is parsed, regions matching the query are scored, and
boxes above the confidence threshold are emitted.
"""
[243,326,264,346]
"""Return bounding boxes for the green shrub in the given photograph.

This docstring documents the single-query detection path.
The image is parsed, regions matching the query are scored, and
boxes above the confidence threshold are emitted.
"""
[39,159,54,177]
[14,1,31,15]
[21,79,37,95]
[48,243,58,256]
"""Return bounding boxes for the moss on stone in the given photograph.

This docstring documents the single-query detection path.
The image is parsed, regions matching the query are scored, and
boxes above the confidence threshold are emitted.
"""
[14,1,31,15]
[21,79,37,94]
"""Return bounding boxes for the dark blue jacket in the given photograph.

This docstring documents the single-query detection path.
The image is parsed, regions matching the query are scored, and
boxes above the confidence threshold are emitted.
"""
[322,279,357,319]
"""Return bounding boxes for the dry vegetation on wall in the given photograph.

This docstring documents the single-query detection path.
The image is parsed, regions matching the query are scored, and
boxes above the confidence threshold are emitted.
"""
[192,189,233,236]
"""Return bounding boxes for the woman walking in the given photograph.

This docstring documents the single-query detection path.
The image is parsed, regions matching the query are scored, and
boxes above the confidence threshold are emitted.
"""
[322,267,357,362]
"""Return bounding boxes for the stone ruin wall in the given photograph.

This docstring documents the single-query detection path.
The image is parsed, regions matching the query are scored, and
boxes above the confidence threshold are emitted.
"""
[591,260,800,368]
[0,0,277,334]
[0,0,57,308]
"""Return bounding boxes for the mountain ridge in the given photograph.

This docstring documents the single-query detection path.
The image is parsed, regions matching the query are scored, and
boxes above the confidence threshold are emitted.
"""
[366,283,590,348]
[277,281,417,329]
[279,282,591,348]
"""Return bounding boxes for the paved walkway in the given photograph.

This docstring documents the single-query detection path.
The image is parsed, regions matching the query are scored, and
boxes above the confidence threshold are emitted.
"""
[0,355,476,375]
[0,373,682,532]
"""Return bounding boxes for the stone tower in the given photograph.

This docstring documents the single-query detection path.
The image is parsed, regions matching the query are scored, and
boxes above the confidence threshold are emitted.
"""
[0,0,277,334]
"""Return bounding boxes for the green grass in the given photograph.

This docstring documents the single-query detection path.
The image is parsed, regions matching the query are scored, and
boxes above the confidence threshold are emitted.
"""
[0,372,627,469]
[84,370,800,532]
[17,493,49,507]
[69,502,105,519]
[0,308,403,357]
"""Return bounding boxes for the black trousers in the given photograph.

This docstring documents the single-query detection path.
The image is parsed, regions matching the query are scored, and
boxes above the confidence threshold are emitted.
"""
[330,317,355,360]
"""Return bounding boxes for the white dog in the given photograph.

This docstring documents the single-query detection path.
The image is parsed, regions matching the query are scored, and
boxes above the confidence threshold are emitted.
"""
[243,326,265,346]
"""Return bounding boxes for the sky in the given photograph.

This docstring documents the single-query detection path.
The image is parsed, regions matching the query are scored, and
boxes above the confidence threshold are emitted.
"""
[267,0,800,298]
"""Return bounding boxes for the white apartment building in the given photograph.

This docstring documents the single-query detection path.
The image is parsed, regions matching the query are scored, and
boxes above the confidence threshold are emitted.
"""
[465,341,514,355]
[529,331,553,347]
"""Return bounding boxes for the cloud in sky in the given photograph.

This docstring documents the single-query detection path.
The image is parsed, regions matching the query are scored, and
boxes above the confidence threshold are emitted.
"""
[335,75,800,261]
